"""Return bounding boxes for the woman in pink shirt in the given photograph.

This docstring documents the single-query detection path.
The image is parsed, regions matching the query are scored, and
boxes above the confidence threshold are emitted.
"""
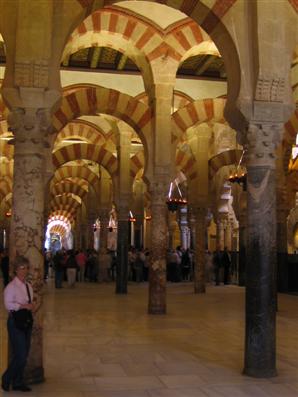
[1,256,34,392]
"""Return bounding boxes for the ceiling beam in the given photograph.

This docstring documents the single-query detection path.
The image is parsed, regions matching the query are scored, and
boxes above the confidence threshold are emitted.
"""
[90,47,102,69]
[195,55,214,76]
[117,54,128,71]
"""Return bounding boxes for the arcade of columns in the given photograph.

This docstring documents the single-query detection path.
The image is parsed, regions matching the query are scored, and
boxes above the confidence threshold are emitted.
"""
[0,0,297,383]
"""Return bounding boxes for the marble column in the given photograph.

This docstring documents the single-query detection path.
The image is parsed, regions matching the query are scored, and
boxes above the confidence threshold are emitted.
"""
[238,208,246,286]
[115,123,132,294]
[8,108,52,383]
[179,206,188,250]
[216,218,225,250]
[116,205,129,294]
[193,207,207,293]
[243,122,282,378]
[276,208,289,292]
[148,179,168,314]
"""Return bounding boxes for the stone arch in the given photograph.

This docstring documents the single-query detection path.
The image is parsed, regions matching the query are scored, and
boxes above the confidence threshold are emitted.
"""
[51,193,82,211]
[208,149,243,180]
[130,150,144,179]
[51,165,100,196]
[175,145,197,181]
[71,1,242,125]
[53,85,151,157]
[55,120,107,147]
[51,182,88,199]
[48,210,75,225]
[172,98,226,142]
[52,143,118,177]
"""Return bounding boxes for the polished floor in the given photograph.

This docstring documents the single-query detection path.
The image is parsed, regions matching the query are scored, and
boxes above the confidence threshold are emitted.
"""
[1,280,298,396]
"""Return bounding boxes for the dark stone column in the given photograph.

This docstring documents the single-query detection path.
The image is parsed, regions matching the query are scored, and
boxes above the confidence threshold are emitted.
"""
[276,209,289,292]
[148,180,168,314]
[243,122,282,378]
[238,212,246,286]
[193,207,207,293]
[116,207,128,294]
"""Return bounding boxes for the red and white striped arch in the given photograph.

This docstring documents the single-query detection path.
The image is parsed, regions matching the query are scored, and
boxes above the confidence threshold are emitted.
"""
[55,120,107,147]
[53,86,152,148]
[208,149,243,179]
[130,150,145,178]
[175,147,197,181]
[172,98,226,142]
[48,210,75,225]
[52,143,117,177]
[51,193,82,210]
[51,182,88,199]
[75,1,239,37]
[51,165,100,195]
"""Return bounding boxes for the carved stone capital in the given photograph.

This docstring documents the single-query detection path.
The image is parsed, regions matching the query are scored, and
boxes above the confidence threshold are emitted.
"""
[8,108,52,152]
[244,122,283,167]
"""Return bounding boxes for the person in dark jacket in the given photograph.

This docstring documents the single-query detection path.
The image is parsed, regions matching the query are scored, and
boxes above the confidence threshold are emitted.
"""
[213,248,222,286]
[222,247,231,285]
[53,250,65,288]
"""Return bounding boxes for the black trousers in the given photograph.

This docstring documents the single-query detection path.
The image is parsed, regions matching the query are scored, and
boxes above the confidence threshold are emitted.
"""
[2,316,32,387]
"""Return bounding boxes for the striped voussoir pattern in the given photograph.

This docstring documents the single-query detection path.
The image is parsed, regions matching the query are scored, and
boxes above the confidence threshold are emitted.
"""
[65,7,213,66]
[51,182,88,199]
[53,86,152,144]
[74,0,238,37]
[175,146,197,181]
[55,120,107,146]
[208,149,243,180]
[51,165,100,195]
[52,143,118,177]
[172,98,226,142]
[130,150,145,178]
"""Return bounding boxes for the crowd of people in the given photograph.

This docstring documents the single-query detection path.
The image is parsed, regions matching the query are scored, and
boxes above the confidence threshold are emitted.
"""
[44,248,116,289]
[0,246,233,289]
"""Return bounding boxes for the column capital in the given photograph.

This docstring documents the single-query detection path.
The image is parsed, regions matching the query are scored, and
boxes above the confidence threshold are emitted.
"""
[244,122,283,168]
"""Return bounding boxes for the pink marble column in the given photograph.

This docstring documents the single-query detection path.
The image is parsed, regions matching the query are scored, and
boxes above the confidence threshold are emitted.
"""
[148,179,168,314]
[8,108,52,383]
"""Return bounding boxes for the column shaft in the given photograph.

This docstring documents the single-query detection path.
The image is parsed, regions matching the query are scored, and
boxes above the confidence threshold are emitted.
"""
[243,122,281,378]
[148,182,167,314]
[193,208,207,293]
[116,208,129,294]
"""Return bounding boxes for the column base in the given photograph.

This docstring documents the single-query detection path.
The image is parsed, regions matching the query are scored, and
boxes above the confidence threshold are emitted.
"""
[148,306,166,315]
[25,366,45,385]
[115,288,127,294]
[243,367,277,378]
[194,285,206,294]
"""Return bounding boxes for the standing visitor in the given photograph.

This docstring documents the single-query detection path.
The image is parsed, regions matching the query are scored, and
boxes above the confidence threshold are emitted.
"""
[2,256,34,392]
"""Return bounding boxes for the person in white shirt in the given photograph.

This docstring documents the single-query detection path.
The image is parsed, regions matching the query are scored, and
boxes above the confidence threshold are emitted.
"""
[1,256,34,392]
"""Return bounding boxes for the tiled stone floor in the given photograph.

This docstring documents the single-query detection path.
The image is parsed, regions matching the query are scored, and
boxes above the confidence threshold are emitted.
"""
[1,281,298,396]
